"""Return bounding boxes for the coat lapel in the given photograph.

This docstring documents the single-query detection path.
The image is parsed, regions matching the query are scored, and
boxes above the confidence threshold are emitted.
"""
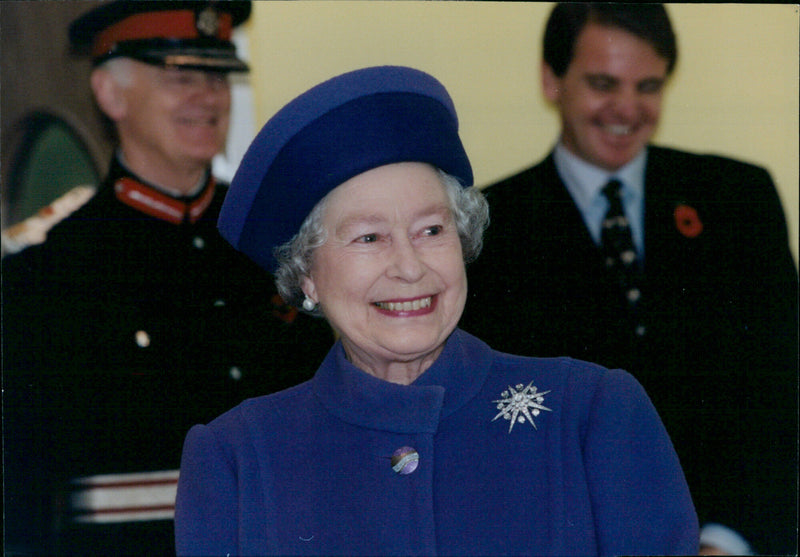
[526,154,606,277]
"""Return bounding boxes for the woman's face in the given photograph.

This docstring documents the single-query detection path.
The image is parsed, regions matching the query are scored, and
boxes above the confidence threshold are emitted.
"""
[302,162,467,377]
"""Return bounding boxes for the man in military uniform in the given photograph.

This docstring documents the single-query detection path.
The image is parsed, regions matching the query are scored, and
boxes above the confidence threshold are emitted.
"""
[2,2,333,554]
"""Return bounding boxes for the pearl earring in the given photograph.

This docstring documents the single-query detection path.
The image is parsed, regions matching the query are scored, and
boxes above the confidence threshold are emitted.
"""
[302,297,316,311]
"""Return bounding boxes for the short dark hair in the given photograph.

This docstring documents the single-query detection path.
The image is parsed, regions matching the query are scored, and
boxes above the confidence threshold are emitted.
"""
[543,3,677,77]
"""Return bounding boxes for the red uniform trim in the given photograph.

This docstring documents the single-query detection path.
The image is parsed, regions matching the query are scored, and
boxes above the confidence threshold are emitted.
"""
[114,176,216,225]
[93,10,233,57]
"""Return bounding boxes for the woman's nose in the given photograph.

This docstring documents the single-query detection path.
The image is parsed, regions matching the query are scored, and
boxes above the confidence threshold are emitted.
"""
[387,238,425,281]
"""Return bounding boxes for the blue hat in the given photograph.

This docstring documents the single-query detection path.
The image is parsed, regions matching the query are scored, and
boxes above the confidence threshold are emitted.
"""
[218,65,473,273]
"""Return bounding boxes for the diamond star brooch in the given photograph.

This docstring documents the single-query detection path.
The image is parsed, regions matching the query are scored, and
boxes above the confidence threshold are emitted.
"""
[492,382,552,433]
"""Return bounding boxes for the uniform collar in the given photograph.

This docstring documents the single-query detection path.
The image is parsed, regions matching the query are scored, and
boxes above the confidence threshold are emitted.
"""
[312,329,492,434]
[110,157,216,224]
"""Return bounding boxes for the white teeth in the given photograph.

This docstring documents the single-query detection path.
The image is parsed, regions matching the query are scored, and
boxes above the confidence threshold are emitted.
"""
[375,297,432,312]
[606,124,632,136]
[180,116,215,126]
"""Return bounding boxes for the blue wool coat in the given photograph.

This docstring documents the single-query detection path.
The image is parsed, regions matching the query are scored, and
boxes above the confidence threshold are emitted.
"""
[175,329,698,556]
[460,147,798,555]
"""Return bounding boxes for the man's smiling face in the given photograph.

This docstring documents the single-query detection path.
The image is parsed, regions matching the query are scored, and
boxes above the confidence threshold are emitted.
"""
[542,23,669,171]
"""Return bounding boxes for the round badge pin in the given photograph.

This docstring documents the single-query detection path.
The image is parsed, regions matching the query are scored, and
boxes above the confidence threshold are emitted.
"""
[390,446,419,475]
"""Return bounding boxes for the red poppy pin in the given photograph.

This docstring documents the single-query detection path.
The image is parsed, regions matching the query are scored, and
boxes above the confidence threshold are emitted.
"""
[674,204,703,238]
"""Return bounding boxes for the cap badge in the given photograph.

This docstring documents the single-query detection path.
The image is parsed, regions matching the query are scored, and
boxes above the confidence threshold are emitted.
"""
[196,7,220,38]
[492,382,552,433]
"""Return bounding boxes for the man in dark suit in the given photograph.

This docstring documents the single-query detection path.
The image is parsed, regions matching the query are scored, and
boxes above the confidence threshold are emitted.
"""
[461,4,798,555]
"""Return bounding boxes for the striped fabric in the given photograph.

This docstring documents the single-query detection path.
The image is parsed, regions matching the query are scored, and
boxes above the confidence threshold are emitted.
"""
[70,470,180,524]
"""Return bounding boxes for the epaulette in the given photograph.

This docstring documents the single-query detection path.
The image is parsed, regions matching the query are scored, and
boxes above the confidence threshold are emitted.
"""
[1,185,96,256]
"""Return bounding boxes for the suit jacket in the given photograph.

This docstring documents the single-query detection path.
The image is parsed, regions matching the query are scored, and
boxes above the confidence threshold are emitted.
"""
[2,157,334,555]
[175,329,698,556]
[461,145,798,555]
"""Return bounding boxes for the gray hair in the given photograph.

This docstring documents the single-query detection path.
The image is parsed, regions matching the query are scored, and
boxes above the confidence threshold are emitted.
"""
[273,169,489,315]
[99,57,135,88]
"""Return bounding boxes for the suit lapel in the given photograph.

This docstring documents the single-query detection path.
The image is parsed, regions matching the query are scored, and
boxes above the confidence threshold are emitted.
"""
[642,147,703,278]
[530,154,605,275]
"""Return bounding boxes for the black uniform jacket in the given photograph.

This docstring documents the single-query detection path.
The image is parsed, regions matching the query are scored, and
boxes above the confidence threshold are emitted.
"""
[461,146,798,556]
[2,158,334,555]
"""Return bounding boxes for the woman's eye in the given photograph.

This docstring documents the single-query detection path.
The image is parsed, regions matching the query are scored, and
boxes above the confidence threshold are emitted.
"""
[424,225,443,236]
[359,233,378,243]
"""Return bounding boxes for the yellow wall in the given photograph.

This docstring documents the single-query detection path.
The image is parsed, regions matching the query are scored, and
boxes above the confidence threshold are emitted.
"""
[245,2,798,265]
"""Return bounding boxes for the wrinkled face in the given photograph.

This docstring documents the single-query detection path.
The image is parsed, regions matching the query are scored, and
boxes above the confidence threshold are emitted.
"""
[543,23,669,171]
[302,162,467,374]
[116,62,231,173]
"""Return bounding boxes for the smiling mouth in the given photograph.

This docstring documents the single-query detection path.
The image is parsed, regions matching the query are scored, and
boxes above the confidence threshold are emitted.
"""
[373,296,433,312]
[178,115,218,127]
[603,123,634,136]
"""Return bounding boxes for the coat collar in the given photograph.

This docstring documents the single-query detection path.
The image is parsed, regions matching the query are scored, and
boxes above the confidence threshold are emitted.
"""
[108,157,216,225]
[312,329,492,434]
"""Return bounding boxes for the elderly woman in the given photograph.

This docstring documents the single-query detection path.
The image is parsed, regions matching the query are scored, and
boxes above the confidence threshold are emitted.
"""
[175,66,697,556]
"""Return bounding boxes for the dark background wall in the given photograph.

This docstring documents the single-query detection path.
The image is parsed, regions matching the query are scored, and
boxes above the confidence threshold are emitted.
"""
[1,0,111,231]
